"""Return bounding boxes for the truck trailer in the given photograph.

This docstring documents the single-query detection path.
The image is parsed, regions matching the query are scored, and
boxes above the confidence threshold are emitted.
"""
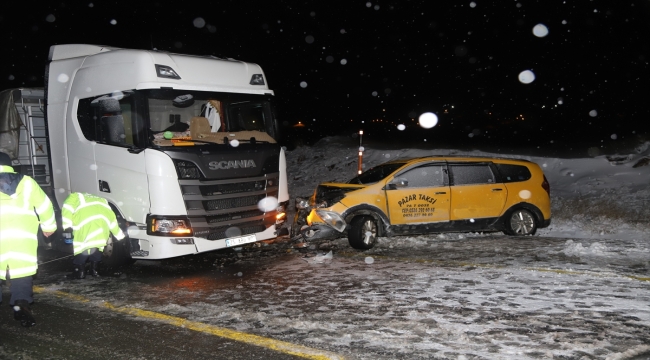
[0,44,289,265]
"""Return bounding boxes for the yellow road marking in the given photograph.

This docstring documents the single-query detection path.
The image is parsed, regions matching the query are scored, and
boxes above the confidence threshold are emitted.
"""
[34,286,344,360]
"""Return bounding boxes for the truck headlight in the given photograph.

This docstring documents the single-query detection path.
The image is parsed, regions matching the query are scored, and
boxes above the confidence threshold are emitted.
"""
[147,215,193,236]
[315,210,346,233]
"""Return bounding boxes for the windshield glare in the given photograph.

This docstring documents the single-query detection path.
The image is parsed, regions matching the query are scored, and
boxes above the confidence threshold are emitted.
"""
[348,162,407,184]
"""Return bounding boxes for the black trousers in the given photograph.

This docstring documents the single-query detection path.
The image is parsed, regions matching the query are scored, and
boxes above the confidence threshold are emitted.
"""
[73,248,103,265]
[0,276,33,306]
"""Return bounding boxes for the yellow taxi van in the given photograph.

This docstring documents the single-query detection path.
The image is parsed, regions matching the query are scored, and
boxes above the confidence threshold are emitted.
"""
[292,156,551,249]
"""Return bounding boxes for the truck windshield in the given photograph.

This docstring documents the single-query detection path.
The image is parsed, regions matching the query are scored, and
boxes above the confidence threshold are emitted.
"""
[144,89,279,146]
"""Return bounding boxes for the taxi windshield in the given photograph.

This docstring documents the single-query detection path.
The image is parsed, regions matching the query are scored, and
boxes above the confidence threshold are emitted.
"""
[348,162,407,185]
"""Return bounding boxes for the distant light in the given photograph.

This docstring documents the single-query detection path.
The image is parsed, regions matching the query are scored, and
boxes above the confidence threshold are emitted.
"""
[397,124,406,131]
[418,112,438,129]
[359,130,363,135]
[532,24,549,37]
[518,70,536,84]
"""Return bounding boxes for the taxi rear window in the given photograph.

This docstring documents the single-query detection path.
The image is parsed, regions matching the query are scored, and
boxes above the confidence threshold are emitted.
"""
[495,164,532,183]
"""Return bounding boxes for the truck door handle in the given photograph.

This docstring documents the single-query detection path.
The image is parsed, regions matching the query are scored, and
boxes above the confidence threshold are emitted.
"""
[99,180,111,193]
[435,191,446,194]
[492,188,503,192]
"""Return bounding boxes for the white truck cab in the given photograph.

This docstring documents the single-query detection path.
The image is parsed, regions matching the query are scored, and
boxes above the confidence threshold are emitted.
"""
[1,44,289,264]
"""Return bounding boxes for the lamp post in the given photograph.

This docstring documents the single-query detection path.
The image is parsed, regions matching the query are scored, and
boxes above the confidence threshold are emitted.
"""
[357,130,364,175]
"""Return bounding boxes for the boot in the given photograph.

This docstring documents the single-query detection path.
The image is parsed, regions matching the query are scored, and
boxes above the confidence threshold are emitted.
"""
[13,300,36,327]
[72,263,86,279]
[89,262,101,277]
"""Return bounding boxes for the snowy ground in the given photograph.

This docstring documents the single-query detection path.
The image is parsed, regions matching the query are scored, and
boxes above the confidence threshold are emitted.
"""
[32,136,650,359]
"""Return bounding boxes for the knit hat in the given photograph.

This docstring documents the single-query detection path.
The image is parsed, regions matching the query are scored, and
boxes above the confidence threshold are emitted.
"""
[0,152,13,166]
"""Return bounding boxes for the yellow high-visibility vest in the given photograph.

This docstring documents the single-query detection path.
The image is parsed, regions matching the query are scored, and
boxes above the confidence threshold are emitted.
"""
[0,165,57,280]
[61,192,125,256]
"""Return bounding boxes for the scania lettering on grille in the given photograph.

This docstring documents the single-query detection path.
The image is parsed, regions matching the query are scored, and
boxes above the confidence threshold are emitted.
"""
[208,160,256,170]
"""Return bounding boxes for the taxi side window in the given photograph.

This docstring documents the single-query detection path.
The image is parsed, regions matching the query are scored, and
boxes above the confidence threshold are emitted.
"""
[397,165,446,188]
[495,164,532,183]
[449,164,495,185]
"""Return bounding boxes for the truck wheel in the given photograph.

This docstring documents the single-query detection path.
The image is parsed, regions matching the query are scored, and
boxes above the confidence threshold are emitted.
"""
[348,216,378,250]
[102,236,135,268]
[504,208,537,235]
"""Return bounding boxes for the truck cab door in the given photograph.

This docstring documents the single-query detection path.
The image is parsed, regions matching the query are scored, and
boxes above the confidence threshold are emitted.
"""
[72,95,150,223]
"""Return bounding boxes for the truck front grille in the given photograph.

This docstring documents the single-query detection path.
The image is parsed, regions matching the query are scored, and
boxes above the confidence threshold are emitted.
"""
[179,173,280,240]
[204,194,266,211]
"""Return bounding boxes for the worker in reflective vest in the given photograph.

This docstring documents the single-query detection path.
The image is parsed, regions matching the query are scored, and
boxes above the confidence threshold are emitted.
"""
[61,192,125,279]
[0,152,57,327]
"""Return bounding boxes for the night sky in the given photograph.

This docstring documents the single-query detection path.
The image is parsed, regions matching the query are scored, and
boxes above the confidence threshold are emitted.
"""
[2,1,649,149]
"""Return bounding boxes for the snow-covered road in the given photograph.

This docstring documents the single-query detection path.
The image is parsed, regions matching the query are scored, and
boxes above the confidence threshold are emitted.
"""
[37,233,650,359]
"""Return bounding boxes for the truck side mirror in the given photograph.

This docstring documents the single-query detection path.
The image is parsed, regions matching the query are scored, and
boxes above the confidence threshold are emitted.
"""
[91,97,121,114]
[101,115,126,144]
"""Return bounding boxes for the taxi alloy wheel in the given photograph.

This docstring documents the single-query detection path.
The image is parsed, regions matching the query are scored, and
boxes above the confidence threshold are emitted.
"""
[506,208,537,235]
[348,216,378,250]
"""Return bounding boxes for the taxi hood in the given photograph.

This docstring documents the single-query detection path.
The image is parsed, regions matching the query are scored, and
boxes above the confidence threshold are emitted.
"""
[315,182,366,207]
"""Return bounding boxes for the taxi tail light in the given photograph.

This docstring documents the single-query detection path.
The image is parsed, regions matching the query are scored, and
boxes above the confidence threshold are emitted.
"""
[541,175,550,197]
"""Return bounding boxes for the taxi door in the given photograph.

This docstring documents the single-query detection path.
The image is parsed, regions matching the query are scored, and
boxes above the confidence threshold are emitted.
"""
[385,163,450,225]
[448,162,507,220]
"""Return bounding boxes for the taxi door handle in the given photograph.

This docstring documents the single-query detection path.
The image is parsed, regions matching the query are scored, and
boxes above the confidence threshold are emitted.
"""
[435,191,446,194]
[492,188,503,191]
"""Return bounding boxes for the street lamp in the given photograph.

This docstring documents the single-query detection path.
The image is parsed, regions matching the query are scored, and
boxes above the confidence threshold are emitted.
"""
[358,130,364,175]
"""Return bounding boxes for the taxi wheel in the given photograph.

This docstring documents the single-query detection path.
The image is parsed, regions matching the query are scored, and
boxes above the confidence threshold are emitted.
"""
[505,208,537,235]
[348,216,378,250]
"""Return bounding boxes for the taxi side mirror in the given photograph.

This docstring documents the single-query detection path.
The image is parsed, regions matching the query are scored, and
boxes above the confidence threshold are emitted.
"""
[387,178,408,189]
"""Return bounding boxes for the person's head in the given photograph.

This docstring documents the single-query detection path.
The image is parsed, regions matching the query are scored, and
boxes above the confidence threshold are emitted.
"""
[0,152,12,167]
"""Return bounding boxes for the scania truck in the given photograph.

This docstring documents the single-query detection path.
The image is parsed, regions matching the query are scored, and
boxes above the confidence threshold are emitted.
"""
[0,44,289,265]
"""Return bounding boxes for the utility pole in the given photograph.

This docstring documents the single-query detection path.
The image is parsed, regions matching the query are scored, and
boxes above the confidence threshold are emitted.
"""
[357,130,364,175]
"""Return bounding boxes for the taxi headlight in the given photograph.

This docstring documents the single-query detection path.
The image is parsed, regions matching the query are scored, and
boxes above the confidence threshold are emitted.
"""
[315,210,346,232]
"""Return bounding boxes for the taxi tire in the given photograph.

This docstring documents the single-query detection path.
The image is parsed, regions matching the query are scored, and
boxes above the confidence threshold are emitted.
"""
[348,216,378,250]
[504,208,537,236]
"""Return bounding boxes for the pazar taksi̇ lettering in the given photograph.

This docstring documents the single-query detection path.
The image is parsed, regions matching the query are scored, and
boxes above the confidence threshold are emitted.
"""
[398,193,437,207]
[418,194,437,205]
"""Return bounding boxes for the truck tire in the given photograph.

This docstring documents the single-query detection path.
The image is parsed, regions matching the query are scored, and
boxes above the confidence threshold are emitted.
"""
[102,235,135,268]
